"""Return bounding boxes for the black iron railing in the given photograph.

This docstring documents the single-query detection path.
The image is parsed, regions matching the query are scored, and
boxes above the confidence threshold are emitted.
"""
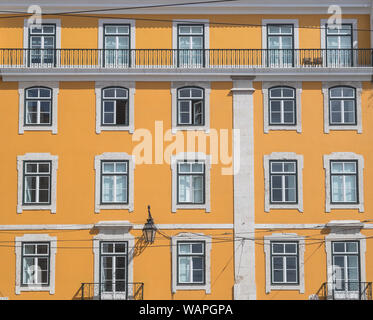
[80,282,144,300]
[316,282,372,300]
[0,48,372,69]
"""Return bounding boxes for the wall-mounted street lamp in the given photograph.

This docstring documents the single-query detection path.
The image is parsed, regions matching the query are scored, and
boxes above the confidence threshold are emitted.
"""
[142,205,156,244]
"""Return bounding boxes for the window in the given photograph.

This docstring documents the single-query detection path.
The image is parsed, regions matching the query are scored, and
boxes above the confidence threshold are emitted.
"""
[269,87,296,126]
[24,87,52,126]
[264,153,303,212]
[22,242,50,286]
[323,153,364,212]
[177,241,205,285]
[94,153,134,213]
[264,234,305,293]
[101,87,129,126]
[270,160,297,204]
[322,82,362,133]
[177,24,204,67]
[23,161,51,205]
[19,82,59,134]
[17,153,58,214]
[330,161,358,204]
[177,161,205,205]
[28,24,56,66]
[171,82,210,133]
[100,241,128,298]
[171,233,211,293]
[177,87,204,126]
[95,81,135,133]
[15,234,57,294]
[271,242,298,285]
[267,24,294,67]
[332,241,360,293]
[329,87,356,125]
[326,24,353,67]
[101,161,128,204]
[103,24,130,67]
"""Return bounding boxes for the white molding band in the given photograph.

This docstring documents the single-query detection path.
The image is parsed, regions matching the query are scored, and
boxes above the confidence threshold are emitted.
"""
[93,222,134,299]
[171,232,211,294]
[231,76,256,300]
[15,234,57,295]
[23,19,61,50]
[170,152,211,213]
[18,81,59,134]
[171,81,211,134]
[94,152,135,213]
[264,233,305,294]
[17,153,58,214]
[95,81,135,134]
[98,18,136,50]
[323,152,364,212]
[322,81,362,133]
[262,81,302,133]
[264,152,304,212]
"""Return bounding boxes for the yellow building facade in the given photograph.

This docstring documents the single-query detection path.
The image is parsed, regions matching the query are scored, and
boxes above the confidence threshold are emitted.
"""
[0,0,372,300]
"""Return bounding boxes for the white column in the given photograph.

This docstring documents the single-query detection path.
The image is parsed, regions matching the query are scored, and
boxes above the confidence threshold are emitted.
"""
[231,76,256,300]
[371,1,373,47]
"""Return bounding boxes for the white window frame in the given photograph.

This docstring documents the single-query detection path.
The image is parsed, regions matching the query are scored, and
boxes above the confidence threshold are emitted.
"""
[322,82,362,133]
[93,221,134,300]
[262,19,299,66]
[171,232,211,294]
[325,221,366,299]
[94,152,135,213]
[264,233,305,294]
[23,19,61,50]
[264,152,303,212]
[17,153,58,214]
[171,152,211,213]
[323,152,364,212]
[98,19,135,51]
[320,19,358,50]
[262,82,302,133]
[18,82,59,134]
[95,81,135,134]
[171,82,211,133]
[15,234,57,295]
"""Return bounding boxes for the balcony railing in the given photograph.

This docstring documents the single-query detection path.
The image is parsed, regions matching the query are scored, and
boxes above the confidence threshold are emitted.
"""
[316,282,372,300]
[80,282,144,300]
[0,48,372,69]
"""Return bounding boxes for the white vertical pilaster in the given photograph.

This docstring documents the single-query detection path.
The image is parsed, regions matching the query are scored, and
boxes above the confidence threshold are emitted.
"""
[231,76,256,300]
[370,1,373,47]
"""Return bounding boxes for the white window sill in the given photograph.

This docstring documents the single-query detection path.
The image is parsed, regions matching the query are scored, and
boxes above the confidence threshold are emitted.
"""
[267,284,304,293]
[175,204,210,212]
[266,125,301,132]
[326,125,361,133]
[97,126,133,133]
[172,126,209,134]
[17,205,55,214]
[17,286,52,293]
[21,126,56,134]
[95,203,132,213]
[327,203,364,212]
[174,284,211,294]
[267,204,303,212]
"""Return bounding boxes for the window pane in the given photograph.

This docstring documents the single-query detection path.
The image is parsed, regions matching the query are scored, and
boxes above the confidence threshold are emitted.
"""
[331,175,343,202]
[285,243,297,254]
[192,163,203,173]
[344,175,357,202]
[102,243,114,253]
[272,243,284,254]
[192,243,203,254]
[286,269,297,283]
[179,257,191,283]
[102,176,114,202]
[179,243,190,254]
[333,242,345,253]
[115,175,127,203]
[346,242,358,253]
[103,163,115,173]
[178,175,191,202]
[331,162,343,173]
[24,244,36,254]
[193,176,203,203]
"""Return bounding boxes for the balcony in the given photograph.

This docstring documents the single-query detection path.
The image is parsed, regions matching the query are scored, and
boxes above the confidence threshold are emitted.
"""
[0,48,372,70]
[80,282,144,300]
[315,282,372,300]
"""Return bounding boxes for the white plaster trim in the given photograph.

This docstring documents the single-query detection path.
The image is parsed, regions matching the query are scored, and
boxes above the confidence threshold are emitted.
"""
[325,226,366,300]
[171,232,211,294]
[23,19,61,50]
[93,225,134,300]
[17,153,58,214]
[322,81,362,133]
[323,152,364,212]
[264,233,305,294]
[262,81,302,133]
[94,152,135,213]
[231,76,256,300]
[15,234,57,295]
[320,19,358,50]
[98,19,135,50]
[171,152,211,213]
[18,81,59,134]
[171,81,211,134]
[172,19,209,66]
[264,152,304,212]
[95,81,135,134]
[255,224,325,230]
